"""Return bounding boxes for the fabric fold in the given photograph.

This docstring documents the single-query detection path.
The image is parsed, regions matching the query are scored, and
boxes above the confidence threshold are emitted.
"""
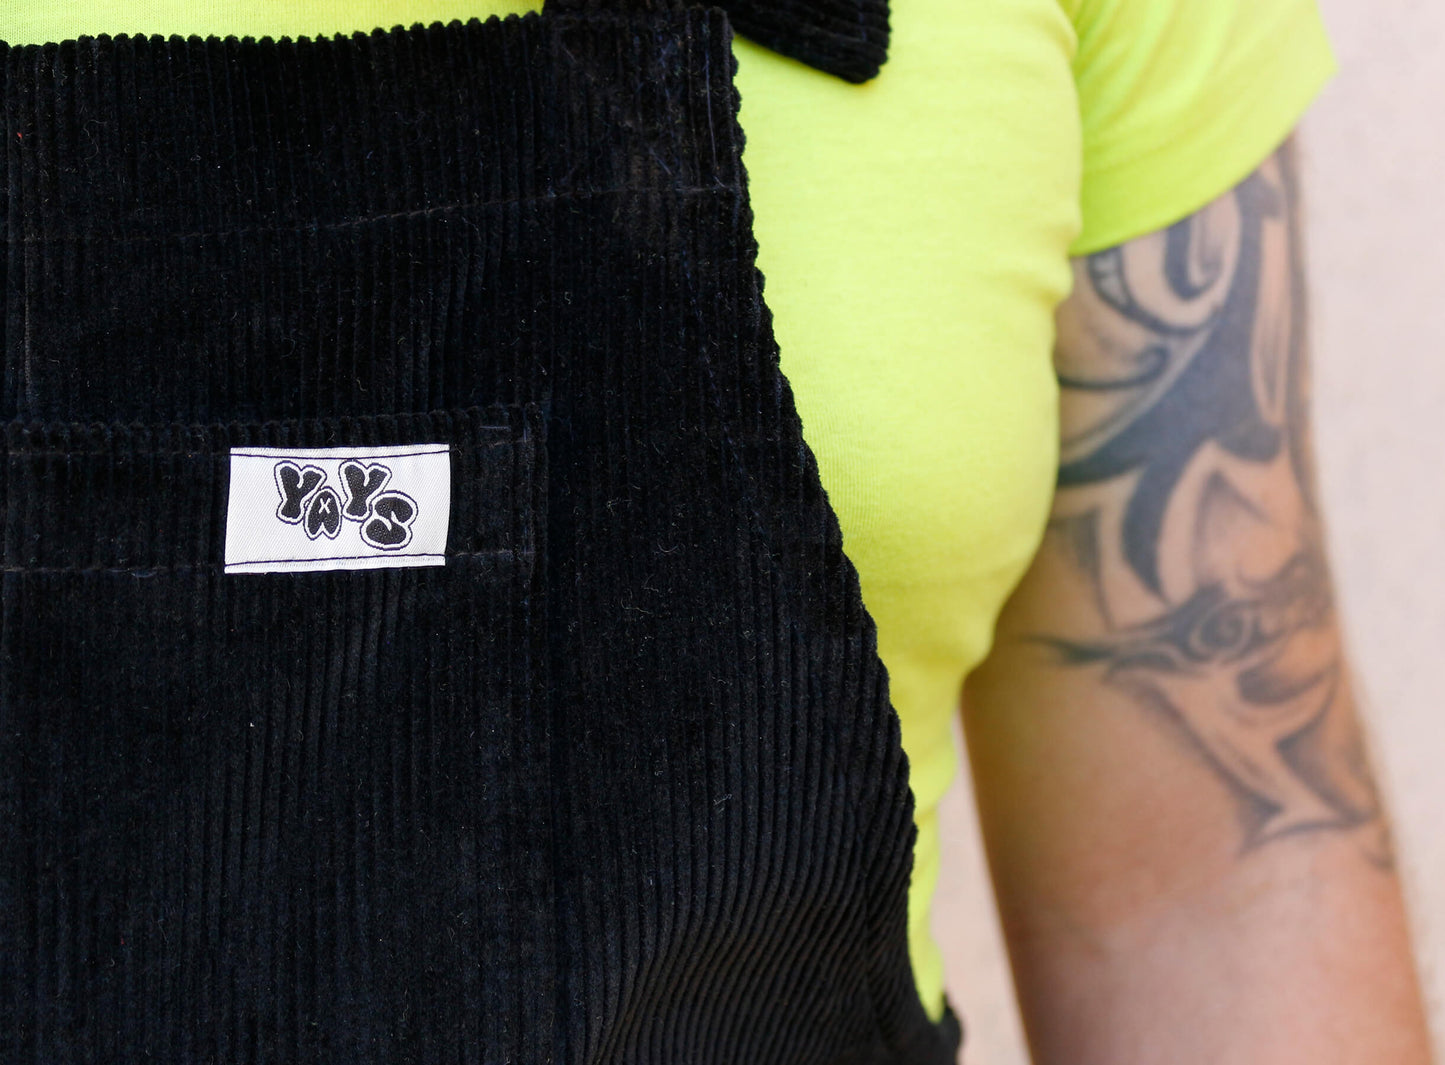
[547,0,891,82]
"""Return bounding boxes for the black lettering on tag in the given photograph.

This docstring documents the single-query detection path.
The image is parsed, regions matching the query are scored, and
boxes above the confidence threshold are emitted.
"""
[361,492,418,551]
[304,486,344,540]
[275,462,326,524]
[340,460,393,521]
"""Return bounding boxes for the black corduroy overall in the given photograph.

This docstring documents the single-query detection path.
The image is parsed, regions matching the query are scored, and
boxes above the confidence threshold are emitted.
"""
[0,0,965,1061]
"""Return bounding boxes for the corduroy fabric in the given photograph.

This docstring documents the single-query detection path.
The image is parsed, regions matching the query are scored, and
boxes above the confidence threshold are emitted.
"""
[0,9,959,1063]
[550,0,890,83]
[722,0,889,83]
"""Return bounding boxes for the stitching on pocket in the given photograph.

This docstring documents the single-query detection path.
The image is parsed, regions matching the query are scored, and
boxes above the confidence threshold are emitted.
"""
[0,405,541,574]
[0,550,531,577]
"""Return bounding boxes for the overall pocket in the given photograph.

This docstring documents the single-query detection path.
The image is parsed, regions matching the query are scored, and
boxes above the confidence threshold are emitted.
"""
[0,405,562,1063]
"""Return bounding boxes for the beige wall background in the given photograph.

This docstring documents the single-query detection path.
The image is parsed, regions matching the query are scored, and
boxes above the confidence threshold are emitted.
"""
[933,1,1445,1060]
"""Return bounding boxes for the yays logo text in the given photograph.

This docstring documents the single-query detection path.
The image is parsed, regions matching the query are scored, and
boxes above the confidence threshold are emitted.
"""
[273,460,418,551]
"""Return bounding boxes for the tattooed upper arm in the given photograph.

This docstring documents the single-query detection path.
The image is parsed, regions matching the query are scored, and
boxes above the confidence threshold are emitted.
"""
[960,141,1431,1064]
[1040,139,1388,861]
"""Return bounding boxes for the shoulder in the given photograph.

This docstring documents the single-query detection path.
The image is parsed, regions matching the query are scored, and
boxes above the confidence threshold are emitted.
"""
[1058,0,1337,255]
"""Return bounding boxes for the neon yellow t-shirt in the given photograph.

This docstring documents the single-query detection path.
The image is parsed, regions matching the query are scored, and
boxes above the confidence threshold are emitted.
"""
[0,0,1337,1025]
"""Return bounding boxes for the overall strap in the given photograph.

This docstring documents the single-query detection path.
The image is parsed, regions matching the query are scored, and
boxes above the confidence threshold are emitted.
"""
[545,0,890,83]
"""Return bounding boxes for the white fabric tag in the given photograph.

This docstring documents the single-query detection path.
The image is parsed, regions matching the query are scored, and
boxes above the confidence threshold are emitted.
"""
[224,443,451,574]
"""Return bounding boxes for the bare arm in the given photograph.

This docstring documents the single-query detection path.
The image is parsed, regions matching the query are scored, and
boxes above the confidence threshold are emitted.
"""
[962,139,1433,1064]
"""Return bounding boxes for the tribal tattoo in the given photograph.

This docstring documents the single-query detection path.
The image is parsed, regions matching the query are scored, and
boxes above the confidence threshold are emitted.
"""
[1041,142,1388,861]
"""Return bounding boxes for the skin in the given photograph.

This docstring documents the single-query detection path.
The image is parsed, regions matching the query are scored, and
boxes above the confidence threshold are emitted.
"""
[962,138,1435,1064]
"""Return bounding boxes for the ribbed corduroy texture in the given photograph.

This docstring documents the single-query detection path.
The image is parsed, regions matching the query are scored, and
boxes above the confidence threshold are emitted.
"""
[0,10,959,1063]
[550,0,890,83]
[726,0,889,82]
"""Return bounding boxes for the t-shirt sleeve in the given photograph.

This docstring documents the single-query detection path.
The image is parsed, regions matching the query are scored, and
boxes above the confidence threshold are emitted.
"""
[1064,0,1336,256]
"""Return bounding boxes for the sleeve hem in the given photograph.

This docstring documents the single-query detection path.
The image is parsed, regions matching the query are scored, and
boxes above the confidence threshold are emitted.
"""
[1069,8,1336,257]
